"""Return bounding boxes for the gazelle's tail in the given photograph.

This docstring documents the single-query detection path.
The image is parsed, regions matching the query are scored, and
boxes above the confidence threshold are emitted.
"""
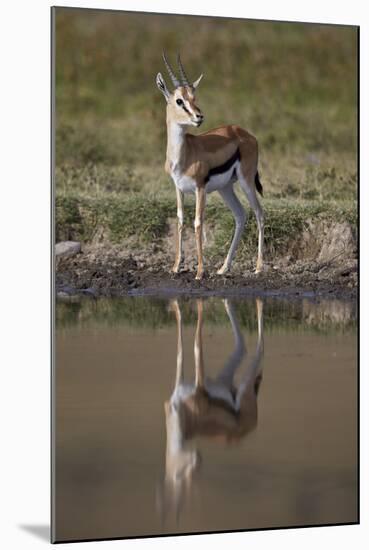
[255,171,263,196]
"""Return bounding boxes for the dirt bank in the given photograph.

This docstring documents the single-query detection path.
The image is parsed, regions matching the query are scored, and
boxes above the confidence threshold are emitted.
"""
[55,240,357,299]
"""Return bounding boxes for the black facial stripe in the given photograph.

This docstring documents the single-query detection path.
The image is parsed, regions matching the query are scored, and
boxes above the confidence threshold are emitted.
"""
[182,104,191,115]
[205,148,241,183]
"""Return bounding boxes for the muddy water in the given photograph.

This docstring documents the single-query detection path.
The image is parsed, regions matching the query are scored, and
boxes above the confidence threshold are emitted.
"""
[54,297,357,542]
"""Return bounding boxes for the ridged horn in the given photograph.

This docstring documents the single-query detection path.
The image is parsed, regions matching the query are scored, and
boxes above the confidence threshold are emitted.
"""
[162,51,180,88]
[177,53,190,87]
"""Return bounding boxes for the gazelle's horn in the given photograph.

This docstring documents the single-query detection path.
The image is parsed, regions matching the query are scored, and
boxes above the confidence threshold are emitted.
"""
[162,51,180,88]
[177,53,190,87]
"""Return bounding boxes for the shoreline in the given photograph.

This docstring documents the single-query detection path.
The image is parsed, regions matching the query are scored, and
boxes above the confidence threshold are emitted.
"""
[56,249,357,301]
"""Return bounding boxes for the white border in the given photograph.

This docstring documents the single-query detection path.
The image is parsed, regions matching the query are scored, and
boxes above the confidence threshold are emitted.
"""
[1,1,366,549]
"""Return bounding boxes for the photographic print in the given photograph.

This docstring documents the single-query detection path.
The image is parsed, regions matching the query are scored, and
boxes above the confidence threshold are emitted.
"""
[52,6,358,543]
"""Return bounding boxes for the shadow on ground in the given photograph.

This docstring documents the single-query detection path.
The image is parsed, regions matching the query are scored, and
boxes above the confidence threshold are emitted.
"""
[19,524,50,543]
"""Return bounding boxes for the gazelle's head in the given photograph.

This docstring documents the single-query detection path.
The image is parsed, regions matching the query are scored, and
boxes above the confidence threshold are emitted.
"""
[156,52,204,128]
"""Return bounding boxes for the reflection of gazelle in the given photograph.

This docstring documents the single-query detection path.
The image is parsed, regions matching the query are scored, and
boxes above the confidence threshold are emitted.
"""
[156,53,264,279]
[160,298,264,521]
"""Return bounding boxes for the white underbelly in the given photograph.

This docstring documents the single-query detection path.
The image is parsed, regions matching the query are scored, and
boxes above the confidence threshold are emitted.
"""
[171,380,236,411]
[173,174,197,194]
[204,379,237,410]
[206,163,238,193]
[171,164,238,195]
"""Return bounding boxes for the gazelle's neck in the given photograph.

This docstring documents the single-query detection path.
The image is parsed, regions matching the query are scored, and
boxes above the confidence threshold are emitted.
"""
[166,117,187,171]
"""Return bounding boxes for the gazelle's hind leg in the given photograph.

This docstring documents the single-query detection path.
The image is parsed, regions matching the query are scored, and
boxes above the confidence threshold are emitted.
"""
[217,184,247,274]
[237,164,264,273]
[215,299,246,386]
[235,298,264,410]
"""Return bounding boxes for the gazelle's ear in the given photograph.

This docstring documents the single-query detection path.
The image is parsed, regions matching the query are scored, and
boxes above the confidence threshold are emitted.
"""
[156,72,170,101]
[192,74,203,90]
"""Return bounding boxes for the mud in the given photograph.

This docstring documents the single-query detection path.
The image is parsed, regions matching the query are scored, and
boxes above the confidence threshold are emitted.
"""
[55,242,357,299]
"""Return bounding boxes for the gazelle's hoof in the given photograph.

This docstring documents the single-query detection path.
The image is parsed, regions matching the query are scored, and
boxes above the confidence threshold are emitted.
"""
[217,266,229,275]
[195,272,204,281]
[255,268,263,274]
[172,265,180,274]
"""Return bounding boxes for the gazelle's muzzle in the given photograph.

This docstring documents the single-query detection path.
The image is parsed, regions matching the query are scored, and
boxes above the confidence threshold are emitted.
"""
[193,113,204,127]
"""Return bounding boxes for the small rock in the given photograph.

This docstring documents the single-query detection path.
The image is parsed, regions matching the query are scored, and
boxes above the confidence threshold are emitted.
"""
[55,241,81,258]
[56,290,71,298]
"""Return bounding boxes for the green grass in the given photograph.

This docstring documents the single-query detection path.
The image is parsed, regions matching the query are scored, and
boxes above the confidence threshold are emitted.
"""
[56,194,173,243]
[207,198,356,261]
[55,193,356,262]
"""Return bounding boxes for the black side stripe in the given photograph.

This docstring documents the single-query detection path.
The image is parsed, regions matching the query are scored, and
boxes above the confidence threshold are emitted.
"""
[205,148,241,183]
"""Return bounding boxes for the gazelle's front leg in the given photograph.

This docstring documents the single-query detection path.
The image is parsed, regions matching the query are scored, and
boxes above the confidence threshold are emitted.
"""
[169,299,184,388]
[172,188,184,273]
[194,186,206,280]
[194,299,205,388]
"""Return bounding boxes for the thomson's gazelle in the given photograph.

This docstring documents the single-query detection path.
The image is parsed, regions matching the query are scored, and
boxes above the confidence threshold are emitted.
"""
[156,53,264,280]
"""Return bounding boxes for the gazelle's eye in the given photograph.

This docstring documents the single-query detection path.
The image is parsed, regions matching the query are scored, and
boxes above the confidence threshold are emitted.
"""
[176,98,184,106]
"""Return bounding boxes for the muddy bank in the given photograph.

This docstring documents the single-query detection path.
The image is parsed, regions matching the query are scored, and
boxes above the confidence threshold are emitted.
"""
[56,242,357,299]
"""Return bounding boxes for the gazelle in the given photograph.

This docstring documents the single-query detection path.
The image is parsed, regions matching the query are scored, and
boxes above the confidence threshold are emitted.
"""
[156,53,264,280]
[159,298,264,521]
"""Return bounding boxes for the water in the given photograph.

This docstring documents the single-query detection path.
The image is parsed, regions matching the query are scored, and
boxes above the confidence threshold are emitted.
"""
[54,296,357,542]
